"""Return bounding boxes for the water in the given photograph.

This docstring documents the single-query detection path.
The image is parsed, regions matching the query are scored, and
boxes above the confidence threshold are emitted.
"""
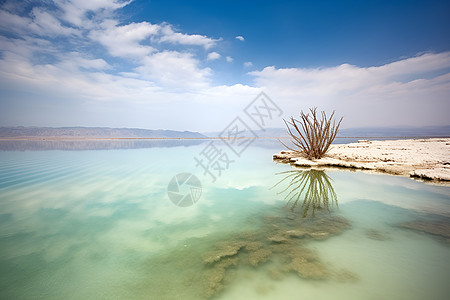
[0,139,449,300]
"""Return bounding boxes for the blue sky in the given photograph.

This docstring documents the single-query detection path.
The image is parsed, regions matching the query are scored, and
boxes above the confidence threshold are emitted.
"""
[0,0,449,131]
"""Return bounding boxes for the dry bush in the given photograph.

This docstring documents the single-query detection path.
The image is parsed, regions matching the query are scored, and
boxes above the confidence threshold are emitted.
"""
[281,108,342,159]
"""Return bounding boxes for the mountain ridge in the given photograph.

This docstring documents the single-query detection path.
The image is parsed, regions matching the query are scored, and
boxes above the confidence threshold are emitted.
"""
[0,126,207,138]
[203,125,450,138]
[1,125,449,139]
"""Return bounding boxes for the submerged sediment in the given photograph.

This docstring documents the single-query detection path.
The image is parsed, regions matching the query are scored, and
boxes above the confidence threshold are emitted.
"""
[398,218,450,243]
[199,212,353,298]
[273,138,450,184]
[141,210,355,300]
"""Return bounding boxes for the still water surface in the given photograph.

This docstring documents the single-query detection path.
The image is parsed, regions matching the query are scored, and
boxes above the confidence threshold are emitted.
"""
[0,139,449,299]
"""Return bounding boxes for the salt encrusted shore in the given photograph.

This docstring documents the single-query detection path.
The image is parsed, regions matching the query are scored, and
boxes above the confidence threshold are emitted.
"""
[273,138,450,184]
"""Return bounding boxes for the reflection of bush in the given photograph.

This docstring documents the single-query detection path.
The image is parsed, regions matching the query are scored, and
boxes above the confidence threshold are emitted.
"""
[272,169,338,217]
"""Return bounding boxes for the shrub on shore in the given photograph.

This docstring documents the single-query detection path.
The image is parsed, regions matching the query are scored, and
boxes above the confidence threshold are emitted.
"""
[281,108,342,159]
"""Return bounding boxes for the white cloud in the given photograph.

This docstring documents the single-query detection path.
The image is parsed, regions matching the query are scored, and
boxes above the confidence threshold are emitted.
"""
[235,35,245,41]
[0,1,261,131]
[0,1,223,92]
[159,24,220,49]
[0,35,46,59]
[30,8,80,37]
[1,1,448,132]
[66,0,132,12]
[89,20,159,58]
[135,51,212,90]
[0,49,156,103]
[249,52,450,128]
[0,8,79,37]
[57,52,111,71]
[244,61,253,67]
[207,52,221,61]
[0,45,260,131]
[0,9,31,34]
[54,0,132,28]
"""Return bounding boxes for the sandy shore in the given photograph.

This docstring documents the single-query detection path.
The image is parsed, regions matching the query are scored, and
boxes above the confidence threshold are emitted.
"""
[273,138,450,184]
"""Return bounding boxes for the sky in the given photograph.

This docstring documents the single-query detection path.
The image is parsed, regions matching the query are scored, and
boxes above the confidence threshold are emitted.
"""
[0,0,449,131]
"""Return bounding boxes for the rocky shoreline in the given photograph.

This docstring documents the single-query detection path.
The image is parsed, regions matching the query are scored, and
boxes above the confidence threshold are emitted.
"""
[273,138,450,185]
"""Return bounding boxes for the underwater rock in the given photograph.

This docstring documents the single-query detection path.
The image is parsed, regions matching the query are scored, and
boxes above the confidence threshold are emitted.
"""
[141,210,355,300]
[307,232,330,240]
[287,246,321,262]
[398,219,450,241]
[365,229,390,241]
[285,229,307,238]
[267,233,290,243]
[198,212,354,298]
[287,257,329,279]
[334,269,360,282]
[202,241,245,264]
[267,268,284,280]
[309,215,352,235]
[270,242,329,280]
[202,257,238,298]
[238,231,258,241]
[268,241,297,257]
[245,241,263,251]
[248,248,272,266]
[267,215,350,244]
[283,246,329,280]
[203,269,224,298]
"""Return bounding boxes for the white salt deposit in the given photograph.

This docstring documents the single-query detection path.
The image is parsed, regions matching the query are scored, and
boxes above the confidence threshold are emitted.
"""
[273,138,450,184]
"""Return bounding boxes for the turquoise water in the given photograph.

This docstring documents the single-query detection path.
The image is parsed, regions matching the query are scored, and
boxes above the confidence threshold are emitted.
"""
[0,140,449,299]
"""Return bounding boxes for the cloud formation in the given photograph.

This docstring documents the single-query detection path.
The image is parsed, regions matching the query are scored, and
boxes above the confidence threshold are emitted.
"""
[159,24,220,49]
[0,0,226,92]
[0,1,448,131]
[207,52,221,61]
[136,51,211,89]
[89,20,159,58]
[250,52,450,127]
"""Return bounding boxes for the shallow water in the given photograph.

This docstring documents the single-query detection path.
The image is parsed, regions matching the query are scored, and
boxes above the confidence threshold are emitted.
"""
[0,139,449,300]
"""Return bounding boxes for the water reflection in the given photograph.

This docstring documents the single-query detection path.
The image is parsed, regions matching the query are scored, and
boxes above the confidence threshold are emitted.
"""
[272,169,338,217]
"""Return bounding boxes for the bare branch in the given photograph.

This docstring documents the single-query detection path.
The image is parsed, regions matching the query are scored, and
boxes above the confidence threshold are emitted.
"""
[281,108,343,159]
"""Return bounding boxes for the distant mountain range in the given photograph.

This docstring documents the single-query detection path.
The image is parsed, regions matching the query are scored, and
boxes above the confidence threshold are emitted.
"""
[0,139,207,151]
[0,127,206,139]
[0,125,448,139]
[204,126,450,138]
[338,126,450,137]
